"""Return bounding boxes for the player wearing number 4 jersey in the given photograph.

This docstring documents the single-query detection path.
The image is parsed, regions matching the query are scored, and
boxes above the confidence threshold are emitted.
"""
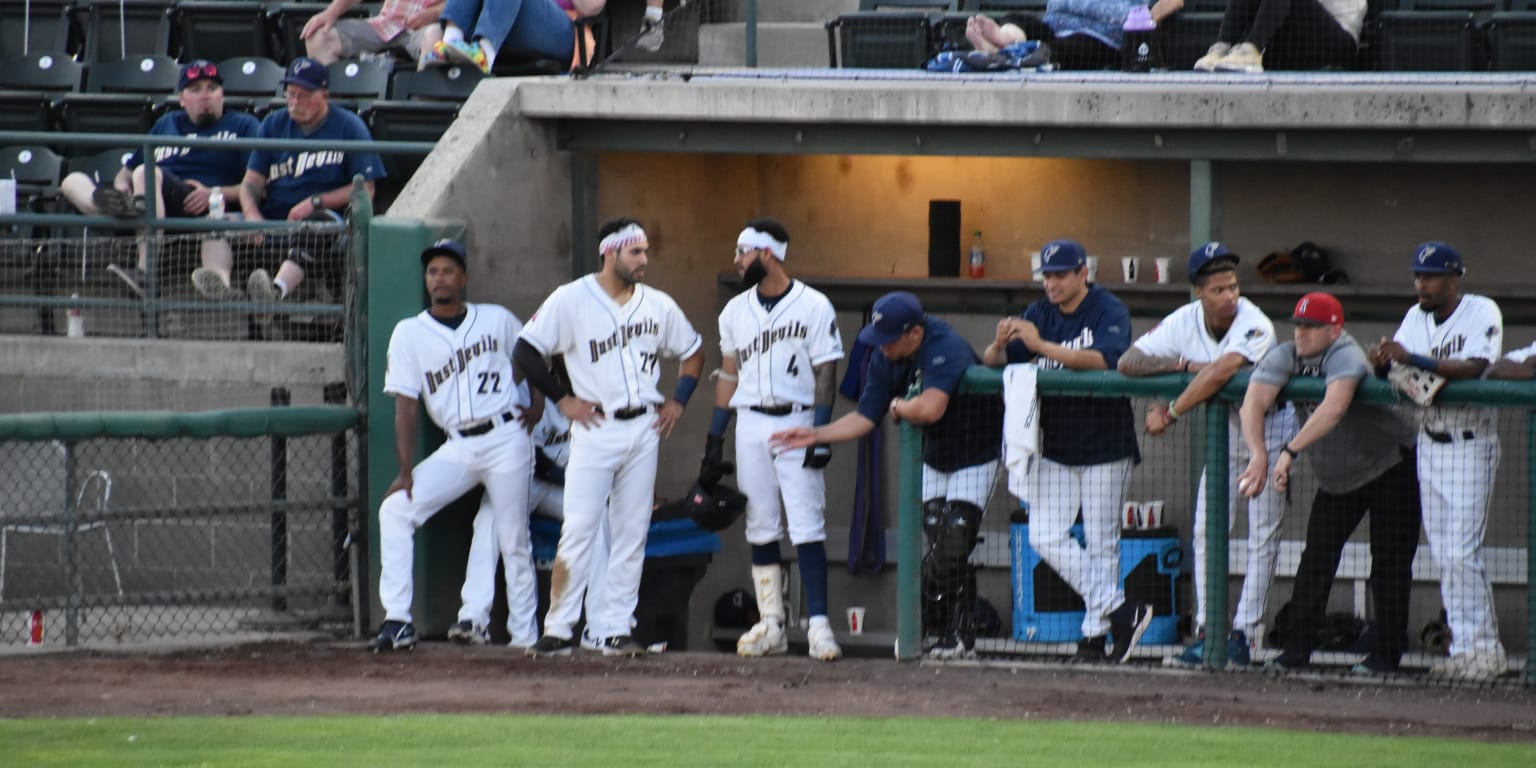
[1369,241,1507,682]
[701,219,845,662]
[369,239,536,652]
[515,217,704,658]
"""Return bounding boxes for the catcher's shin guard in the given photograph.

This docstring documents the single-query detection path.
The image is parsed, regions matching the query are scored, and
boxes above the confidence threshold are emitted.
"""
[922,501,984,645]
[738,564,788,656]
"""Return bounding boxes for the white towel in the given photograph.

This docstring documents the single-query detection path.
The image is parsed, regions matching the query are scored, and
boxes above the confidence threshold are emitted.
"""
[1003,363,1040,503]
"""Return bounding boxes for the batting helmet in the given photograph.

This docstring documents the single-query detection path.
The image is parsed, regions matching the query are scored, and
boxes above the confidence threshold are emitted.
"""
[685,481,747,532]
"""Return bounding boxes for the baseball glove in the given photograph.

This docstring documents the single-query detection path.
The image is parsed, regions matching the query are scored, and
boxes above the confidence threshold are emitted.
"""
[1387,361,1446,406]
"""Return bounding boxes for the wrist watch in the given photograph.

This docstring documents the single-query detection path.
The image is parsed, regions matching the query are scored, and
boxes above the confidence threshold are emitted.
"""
[310,194,324,210]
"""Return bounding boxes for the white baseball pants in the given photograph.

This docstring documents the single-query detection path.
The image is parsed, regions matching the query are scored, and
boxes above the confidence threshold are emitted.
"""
[736,409,826,546]
[542,415,658,640]
[1192,410,1295,636]
[378,424,534,641]
[922,461,1001,508]
[528,480,613,638]
[1418,432,1505,657]
[1028,457,1134,638]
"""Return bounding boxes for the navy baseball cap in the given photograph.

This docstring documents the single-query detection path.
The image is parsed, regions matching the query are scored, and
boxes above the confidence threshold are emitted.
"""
[858,292,924,346]
[178,59,222,91]
[1038,239,1087,273]
[421,238,467,269]
[280,56,329,91]
[1411,241,1465,276]
[1187,241,1239,283]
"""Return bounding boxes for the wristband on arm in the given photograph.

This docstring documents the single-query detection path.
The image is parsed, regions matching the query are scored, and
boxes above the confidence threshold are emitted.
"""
[1407,353,1440,373]
[709,407,733,437]
[673,374,698,406]
[813,404,832,427]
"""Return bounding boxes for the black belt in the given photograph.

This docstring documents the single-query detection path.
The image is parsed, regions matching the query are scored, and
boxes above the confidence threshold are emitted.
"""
[1424,427,1475,444]
[750,404,798,416]
[604,405,651,421]
[456,411,515,438]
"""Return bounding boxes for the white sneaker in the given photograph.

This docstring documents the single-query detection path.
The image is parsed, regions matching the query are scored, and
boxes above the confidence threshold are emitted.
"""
[1213,42,1264,73]
[806,617,842,662]
[191,266,243,301]
[637,16,665,52]
[736,618,787,657]
[1193,42,1232,72]
[1429,650,1507,683]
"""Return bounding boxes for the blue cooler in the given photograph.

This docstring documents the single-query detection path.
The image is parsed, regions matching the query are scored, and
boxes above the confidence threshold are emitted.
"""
[1010,508,1183,645]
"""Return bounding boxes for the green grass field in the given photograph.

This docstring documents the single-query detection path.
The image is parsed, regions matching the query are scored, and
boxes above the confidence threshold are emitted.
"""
[2,715,1533,767]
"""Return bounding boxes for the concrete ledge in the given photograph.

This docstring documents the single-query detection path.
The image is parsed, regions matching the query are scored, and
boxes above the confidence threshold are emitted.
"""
[3,335,344,385]
[699,22,831,68]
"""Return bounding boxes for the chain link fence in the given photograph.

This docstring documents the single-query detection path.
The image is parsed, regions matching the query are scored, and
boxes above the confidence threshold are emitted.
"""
[0,405,362,647]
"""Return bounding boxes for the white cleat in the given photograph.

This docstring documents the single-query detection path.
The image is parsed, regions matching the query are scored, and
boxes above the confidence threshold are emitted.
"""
[1429,650,1507,683]
[807,617,842,662]
[737,619,788,657]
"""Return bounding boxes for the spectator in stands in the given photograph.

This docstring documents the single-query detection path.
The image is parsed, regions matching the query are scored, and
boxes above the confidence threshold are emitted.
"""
[421,0,662,74]
[59,60,260,299]
[1238,292,1420,675]
[964,14,1029,53]
[301,0,444,70]
[215,57,384,315]
[1191,0,1365,72]
[1042,0,1185,69]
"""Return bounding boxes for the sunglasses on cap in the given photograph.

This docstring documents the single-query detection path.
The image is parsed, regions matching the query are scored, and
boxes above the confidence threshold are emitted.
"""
[184,63,219,80]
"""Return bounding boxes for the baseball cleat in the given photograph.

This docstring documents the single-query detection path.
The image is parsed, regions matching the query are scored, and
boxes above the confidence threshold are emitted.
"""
[1106,601,1153,663]
[1225,630,1251,667]
[579,627,604,652]
[368,620,417,652]
[447,620,490,646]
[599,635,644,657]
[1163,633,1204,668]
[736,618,787,657]
[1071,635,1107,663]
[924,635,975,661]
[1428,650,1507,683]
[1350,653,1402,676]
[527,634,574,658]
[1262,651,1309,674]
[806,617,842,662]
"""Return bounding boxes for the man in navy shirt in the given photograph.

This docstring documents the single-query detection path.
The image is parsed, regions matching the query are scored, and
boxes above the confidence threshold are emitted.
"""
[982,238,1152,664]
[59,59,260,298]
[771,291,1002,659]
[222,57,384,321]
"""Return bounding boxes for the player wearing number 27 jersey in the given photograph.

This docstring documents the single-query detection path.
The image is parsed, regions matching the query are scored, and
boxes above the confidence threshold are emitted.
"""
[515,217,704,657]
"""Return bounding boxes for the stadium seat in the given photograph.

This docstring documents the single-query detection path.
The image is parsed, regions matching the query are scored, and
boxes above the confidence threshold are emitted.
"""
[0,145,64,196]
[826,12,934,68]
[363,97,458,210]
[861,0,957,9]
[394,66,486,102]
[1157,11,1225,70]
[62,147,136,187]
[962,0,1047,11]
[217,56,285,114]
[176,0,274,62]
[1375,0,1494,70]
[0,0,77,60]
[0,53,82,135]
[326,58,392,110]
[57,55,180,136]
[76,0,175,63]
[1488,0,1536,69]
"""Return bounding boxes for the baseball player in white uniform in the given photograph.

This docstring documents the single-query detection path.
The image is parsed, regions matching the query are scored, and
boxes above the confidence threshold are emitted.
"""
[701,218,844,662]
[370,239,537,652]
[514,217,704,657]
[1369,240,1507,682]
[1117,242,1295,668]
[1489,340,1536,380]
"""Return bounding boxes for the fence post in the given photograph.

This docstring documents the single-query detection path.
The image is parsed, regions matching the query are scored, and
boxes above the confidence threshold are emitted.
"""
[270,387,290,612]
[1201,401,1230,669]
[1527,413,1535,686]
[62,440,81,646]
[326,382,350,611]
[896,420,923,660]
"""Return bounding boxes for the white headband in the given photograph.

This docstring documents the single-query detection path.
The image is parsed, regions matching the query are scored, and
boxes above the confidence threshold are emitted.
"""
[598,224,646,256]
[737,227,787,261]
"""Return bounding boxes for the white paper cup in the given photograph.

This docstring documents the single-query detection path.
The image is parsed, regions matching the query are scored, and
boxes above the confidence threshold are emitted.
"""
[1155,257,1172,284]
[1121,256,1140,282]
[0,179,15,215]
[1029,251,1043,282]
[1122,501,1141,529]
[847,606,866,635]
[1140,500,1165,529]
[1086,255,1099,282]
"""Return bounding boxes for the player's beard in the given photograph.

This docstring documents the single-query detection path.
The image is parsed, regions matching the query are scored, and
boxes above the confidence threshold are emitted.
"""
[740,257,768,289]
[189,109,219,129]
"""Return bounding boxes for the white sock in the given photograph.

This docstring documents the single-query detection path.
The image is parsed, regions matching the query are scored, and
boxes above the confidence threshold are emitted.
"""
[644,5,662,22]
[273,277,291,299]
[443,25,464,46]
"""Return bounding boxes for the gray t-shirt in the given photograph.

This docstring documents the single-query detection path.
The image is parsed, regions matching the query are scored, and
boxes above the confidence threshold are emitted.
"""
[1251,331,1415,494]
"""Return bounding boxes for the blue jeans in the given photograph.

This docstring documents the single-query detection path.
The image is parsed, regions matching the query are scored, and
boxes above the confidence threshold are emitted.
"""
[441,0,574,62]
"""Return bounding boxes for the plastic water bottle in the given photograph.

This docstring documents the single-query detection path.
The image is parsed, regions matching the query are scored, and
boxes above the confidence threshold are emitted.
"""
[969,231,986,279]
[208,186,225,220]
[1121,5,1159,72]
[66,293,84,337]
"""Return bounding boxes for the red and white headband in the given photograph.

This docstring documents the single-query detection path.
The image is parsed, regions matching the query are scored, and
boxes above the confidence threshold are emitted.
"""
[598,223,646,256]
[737,227,787,261]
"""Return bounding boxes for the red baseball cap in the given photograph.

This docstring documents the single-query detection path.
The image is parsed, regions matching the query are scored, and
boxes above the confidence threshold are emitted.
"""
[1292,292,1343,327]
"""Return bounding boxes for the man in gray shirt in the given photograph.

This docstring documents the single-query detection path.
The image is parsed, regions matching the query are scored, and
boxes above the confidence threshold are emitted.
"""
[1236,292,1421,674]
